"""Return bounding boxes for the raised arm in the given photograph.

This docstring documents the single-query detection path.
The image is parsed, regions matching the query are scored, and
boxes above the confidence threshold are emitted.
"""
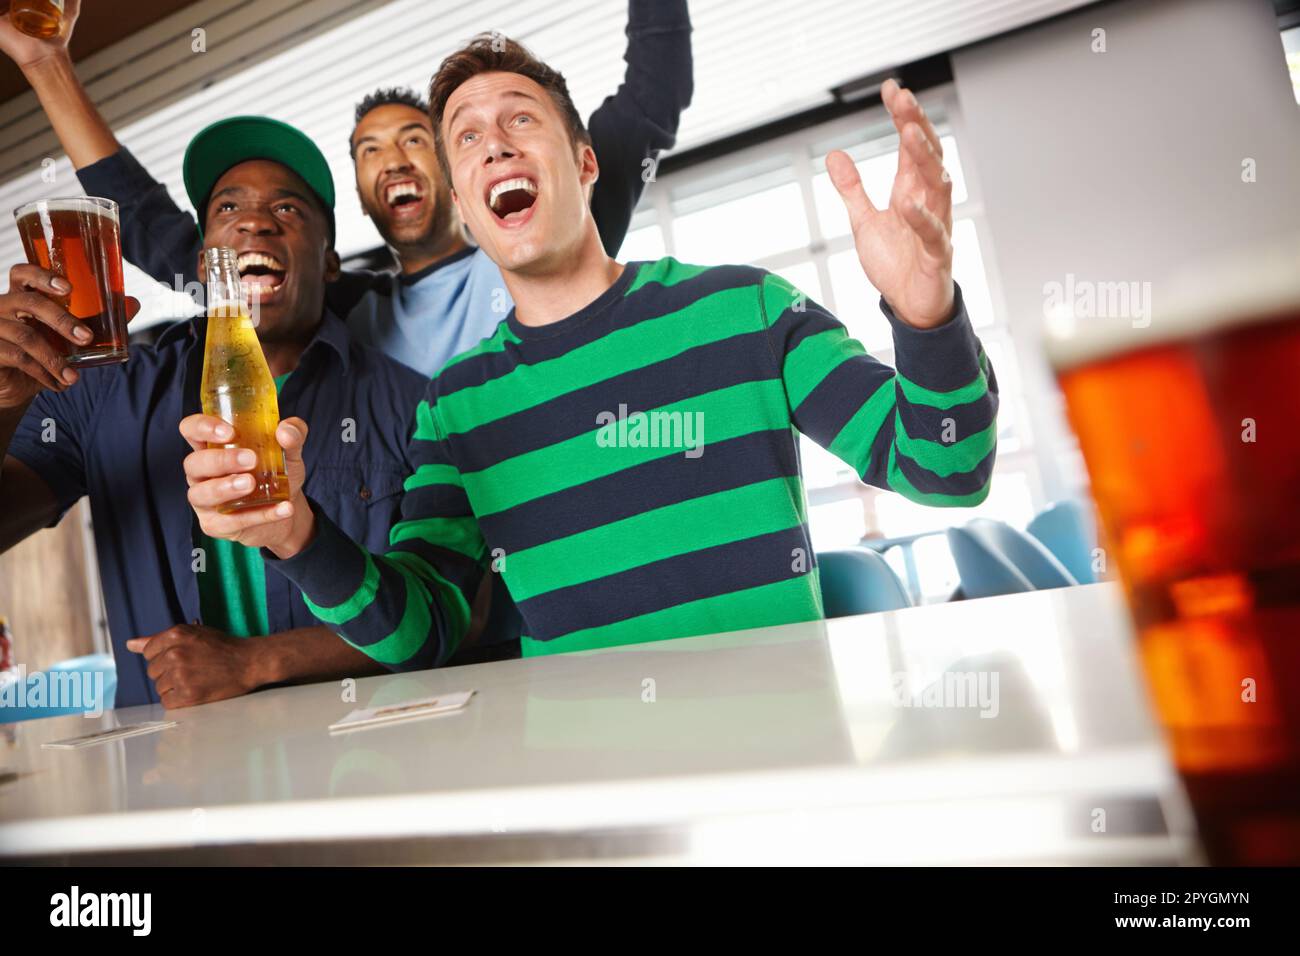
[587,0,694,255]
[179,388,485,671]
[773,79,998,504]
[0,1,115,168]
[765,274,997,505]
[0,0,202,287]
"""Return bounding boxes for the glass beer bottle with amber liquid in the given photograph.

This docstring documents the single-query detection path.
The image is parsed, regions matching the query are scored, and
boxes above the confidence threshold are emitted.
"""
[200,247,290,513]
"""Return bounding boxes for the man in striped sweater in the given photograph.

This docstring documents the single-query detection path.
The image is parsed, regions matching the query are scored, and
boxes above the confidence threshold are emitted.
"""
[180,35,998,668]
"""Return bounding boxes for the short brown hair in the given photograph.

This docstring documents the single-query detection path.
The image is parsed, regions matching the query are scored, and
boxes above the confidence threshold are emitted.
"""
[428,33,591,183]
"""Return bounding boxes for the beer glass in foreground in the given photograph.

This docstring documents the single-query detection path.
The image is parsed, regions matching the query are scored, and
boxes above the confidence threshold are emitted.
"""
[200,247,290,514]
[1048,245,1300,865]
[14,196,129,367]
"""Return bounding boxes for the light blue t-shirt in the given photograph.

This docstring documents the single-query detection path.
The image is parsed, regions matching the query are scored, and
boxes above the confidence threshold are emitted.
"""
[344,247,514,379]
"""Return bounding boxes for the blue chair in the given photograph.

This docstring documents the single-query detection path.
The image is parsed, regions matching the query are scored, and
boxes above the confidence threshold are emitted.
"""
[818,548,914,618]
[946,519,1078,600]
[1027,500,1098,584]
[0,652,117,724]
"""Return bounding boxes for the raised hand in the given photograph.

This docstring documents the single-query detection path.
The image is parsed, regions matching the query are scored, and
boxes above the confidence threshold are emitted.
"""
[0,262,138,409]
[179,414,316,557]
[0,0,80,71]
[827,78,955,329]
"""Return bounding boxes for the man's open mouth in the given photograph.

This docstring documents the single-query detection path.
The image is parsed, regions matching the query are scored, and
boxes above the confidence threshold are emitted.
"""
[487,177,538,222]
[384,180,425,215]
[237,251,287,297]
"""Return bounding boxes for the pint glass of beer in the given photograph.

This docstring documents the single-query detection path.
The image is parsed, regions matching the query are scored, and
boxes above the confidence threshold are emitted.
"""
[1048,244,1300,865]
[14,197,129,368]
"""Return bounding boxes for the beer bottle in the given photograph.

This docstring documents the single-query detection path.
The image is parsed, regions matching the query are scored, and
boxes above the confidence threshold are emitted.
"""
[8,0,65,39]
[200,247,290,514]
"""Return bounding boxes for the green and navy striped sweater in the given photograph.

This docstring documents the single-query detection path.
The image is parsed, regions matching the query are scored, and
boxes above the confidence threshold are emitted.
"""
[270,258,999,667]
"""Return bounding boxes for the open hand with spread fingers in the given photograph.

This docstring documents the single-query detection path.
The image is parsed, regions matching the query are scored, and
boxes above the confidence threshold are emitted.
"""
[826,78,955,330]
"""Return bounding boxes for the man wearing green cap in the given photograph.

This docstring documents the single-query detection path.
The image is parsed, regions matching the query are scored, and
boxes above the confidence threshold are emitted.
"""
[0,117,434,710]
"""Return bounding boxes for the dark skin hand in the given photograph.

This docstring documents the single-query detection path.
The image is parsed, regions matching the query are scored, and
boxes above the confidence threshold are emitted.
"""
[0,262,139,552]
[0,262,140,408]
[127,624,254,710]
[126,623,383,710]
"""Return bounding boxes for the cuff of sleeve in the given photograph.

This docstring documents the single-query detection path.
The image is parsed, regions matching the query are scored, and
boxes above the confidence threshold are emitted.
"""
[880,282,985,392]
[261,497,370,610]
[76,147,156,198]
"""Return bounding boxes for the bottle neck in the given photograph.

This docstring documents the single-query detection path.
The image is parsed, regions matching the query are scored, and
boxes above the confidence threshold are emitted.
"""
[204,247,244,316]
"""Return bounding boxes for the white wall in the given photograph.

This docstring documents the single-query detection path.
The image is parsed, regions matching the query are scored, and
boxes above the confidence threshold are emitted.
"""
[951,0,1300,502]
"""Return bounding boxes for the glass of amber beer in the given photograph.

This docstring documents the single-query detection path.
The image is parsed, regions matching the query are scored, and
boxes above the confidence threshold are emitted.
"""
[8,0,66,39]
[13,196,129,367]
[1048,244,1300,865]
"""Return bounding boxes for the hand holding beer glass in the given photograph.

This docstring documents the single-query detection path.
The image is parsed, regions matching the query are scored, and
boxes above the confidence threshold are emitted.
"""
[13,196,130,367]
[0,201,137,410]
[1048,241,1300,865]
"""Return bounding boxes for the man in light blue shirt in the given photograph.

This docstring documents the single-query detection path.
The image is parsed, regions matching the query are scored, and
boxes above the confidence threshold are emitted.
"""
[334,0,692,375]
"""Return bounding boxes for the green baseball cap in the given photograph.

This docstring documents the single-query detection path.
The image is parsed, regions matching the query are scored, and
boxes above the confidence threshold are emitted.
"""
[183,116,336,239]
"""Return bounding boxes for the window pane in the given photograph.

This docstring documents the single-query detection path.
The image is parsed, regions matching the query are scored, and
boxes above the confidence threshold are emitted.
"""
[672,181,809,265]
[979,338,1029,452]
[771,260,823,303]
[812,153,895,240]
[911,533,961,604]
[952,218,995,329]
[826,248,892,353]
[995,396,1024,455]
[874,532,961,605]
[874,470,1036,540]
[808,497,867,552]
[1284,26,1300,105]
[619,223,667,263]
[799,433,855,490]
[939,136,968,207]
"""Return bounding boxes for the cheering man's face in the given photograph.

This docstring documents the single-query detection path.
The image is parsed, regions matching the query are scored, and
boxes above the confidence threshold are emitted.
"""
[200,159,339,339]
[442,71,598,276]
[352,103,454,250]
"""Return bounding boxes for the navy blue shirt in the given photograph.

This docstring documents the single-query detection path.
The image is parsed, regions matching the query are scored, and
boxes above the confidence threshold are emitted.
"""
[8,310,428,707]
